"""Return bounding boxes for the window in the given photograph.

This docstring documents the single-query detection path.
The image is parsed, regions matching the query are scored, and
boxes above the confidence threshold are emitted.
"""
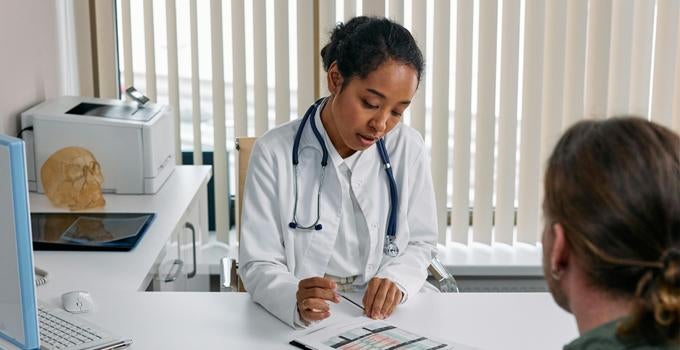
[108,0,680,247]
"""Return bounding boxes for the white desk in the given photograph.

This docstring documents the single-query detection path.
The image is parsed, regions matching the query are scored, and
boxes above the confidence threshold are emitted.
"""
[2,292,577,349]
[1,165,579,350]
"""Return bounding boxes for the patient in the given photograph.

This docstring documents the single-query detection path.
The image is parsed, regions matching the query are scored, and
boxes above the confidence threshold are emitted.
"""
[542,117,680,349]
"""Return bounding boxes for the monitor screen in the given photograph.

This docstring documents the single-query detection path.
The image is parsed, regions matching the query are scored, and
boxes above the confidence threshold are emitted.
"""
[0,135,40,349]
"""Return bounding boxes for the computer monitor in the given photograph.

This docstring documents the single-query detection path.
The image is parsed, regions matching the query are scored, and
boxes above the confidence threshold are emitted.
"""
[0,135,40,349]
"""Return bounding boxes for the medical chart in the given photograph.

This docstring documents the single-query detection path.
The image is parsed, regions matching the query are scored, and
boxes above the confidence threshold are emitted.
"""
[291,318,479,350]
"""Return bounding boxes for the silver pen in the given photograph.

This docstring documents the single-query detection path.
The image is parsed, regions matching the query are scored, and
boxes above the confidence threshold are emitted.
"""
[93,339,133,350]
[339,293,364,311]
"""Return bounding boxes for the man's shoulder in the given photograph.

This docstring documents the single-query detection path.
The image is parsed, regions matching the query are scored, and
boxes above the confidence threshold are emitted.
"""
[563,320,674,350]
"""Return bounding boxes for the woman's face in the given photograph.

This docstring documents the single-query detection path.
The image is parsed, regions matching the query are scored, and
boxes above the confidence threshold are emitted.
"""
[322,59,419,158]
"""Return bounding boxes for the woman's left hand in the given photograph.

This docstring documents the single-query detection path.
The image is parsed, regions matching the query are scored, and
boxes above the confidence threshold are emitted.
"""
[362,277,402,319]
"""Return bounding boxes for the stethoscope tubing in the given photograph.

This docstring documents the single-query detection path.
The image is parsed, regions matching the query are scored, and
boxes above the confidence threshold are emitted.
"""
[377,139,398,239]
[289,98,327,231]
[289,97,399,256]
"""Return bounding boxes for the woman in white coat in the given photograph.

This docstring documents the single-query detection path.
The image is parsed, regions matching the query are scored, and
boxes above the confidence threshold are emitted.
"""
[239,16,438,328]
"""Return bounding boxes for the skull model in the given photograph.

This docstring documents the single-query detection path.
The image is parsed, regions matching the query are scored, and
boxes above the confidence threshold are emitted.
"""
[41,147,106,210]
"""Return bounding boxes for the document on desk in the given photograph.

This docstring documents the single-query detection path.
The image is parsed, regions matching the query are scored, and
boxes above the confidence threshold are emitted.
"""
[290,317,479,350]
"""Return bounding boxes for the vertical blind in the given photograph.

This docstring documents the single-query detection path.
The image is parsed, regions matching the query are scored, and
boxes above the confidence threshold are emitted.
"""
[115,0,680,246]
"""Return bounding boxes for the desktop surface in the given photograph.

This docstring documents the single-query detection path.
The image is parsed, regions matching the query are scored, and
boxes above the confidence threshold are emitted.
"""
[4,167,578,349]
[2,291,576,350]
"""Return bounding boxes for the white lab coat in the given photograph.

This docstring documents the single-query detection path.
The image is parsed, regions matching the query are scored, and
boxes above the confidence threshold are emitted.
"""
[239,109,438,328]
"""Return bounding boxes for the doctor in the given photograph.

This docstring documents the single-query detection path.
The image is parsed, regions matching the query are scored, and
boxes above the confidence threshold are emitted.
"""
[239,16,438,328]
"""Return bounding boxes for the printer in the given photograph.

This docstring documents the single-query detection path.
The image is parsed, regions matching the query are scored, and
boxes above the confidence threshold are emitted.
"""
[21,96,175,194]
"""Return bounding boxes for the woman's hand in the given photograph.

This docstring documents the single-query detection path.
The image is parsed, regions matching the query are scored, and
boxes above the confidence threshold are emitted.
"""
[363,277,403,320]
[296,277,340,324]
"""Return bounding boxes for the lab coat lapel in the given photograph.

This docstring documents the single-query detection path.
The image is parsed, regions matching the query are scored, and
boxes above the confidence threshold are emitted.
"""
[350,144,388,268]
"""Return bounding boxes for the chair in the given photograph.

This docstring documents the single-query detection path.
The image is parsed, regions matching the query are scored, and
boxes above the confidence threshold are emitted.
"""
[427,256,459,293]
[226,137,458,293]
[232,136,257,292]
[218,136,255,293]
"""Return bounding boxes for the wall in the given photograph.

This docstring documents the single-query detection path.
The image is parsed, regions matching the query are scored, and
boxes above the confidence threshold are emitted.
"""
[0,1,62,136]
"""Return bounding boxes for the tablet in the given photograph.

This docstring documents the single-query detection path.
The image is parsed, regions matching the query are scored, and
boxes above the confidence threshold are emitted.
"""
[31,212,155,251]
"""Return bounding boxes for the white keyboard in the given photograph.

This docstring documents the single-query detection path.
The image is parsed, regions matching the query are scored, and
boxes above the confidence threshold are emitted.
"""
[38,306,120,350]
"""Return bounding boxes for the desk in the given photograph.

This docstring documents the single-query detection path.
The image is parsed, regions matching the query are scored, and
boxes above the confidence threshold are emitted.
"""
[0,166,579,349]
[30,165,212,295]
[1,292,577,349]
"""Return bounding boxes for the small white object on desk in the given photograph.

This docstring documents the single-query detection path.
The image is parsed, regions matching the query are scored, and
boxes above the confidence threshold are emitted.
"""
[62,291,95,313]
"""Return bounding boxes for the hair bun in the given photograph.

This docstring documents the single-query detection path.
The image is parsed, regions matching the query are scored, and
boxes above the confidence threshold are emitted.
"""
[321,17,372,71]
[661,248,680,287]
[662,248,680,266]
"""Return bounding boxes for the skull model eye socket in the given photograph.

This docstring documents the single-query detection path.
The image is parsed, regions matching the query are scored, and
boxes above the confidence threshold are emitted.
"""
[88,162,103,179]
[65,164,85,181]
[90,161,101,173]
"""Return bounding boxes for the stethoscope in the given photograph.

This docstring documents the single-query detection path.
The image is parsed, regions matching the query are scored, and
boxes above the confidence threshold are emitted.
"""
[288,97,400,257]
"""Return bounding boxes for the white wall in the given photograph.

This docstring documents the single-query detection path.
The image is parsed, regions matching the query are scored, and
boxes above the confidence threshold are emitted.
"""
[0,1,63,136]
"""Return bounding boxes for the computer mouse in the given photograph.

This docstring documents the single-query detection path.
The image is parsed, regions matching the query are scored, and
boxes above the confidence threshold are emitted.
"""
[61,291,95,314]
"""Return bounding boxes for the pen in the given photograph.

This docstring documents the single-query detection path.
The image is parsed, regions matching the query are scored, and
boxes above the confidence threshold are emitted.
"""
[339,294,364,311]
[94,339,133,350]
[289,340,315,350]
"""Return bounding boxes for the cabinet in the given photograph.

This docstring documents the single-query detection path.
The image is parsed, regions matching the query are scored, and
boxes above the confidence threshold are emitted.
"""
[147,174,214,292]
[31,166,213,296]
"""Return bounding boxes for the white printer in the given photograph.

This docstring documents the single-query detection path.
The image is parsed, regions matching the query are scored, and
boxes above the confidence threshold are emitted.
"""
[21,96,175,194]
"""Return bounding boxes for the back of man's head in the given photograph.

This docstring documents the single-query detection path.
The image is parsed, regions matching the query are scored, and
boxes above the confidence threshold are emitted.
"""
[543,116,680,345]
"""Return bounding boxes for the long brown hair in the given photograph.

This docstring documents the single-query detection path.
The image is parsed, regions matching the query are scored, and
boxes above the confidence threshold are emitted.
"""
[544,117,680,344]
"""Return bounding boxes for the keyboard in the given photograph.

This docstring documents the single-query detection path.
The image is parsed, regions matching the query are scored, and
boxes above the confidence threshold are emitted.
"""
[38,306,122,350]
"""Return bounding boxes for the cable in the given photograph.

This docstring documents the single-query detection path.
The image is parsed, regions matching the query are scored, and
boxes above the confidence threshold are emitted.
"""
[17,126,33,139]
[35,267,49,286]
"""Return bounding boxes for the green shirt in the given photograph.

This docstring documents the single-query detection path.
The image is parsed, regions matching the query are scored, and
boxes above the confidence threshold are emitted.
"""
[564,319,678,350]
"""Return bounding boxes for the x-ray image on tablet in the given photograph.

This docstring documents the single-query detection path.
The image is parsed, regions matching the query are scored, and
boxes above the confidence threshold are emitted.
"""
[31,213,155,251]
[60,215,150,244]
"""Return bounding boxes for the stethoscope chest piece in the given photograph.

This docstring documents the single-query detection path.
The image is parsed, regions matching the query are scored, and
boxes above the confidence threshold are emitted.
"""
[383,235,399,257]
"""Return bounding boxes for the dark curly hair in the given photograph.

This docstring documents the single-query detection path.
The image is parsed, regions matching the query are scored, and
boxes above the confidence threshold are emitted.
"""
[320,16,424,86]
[544,117,680,345]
